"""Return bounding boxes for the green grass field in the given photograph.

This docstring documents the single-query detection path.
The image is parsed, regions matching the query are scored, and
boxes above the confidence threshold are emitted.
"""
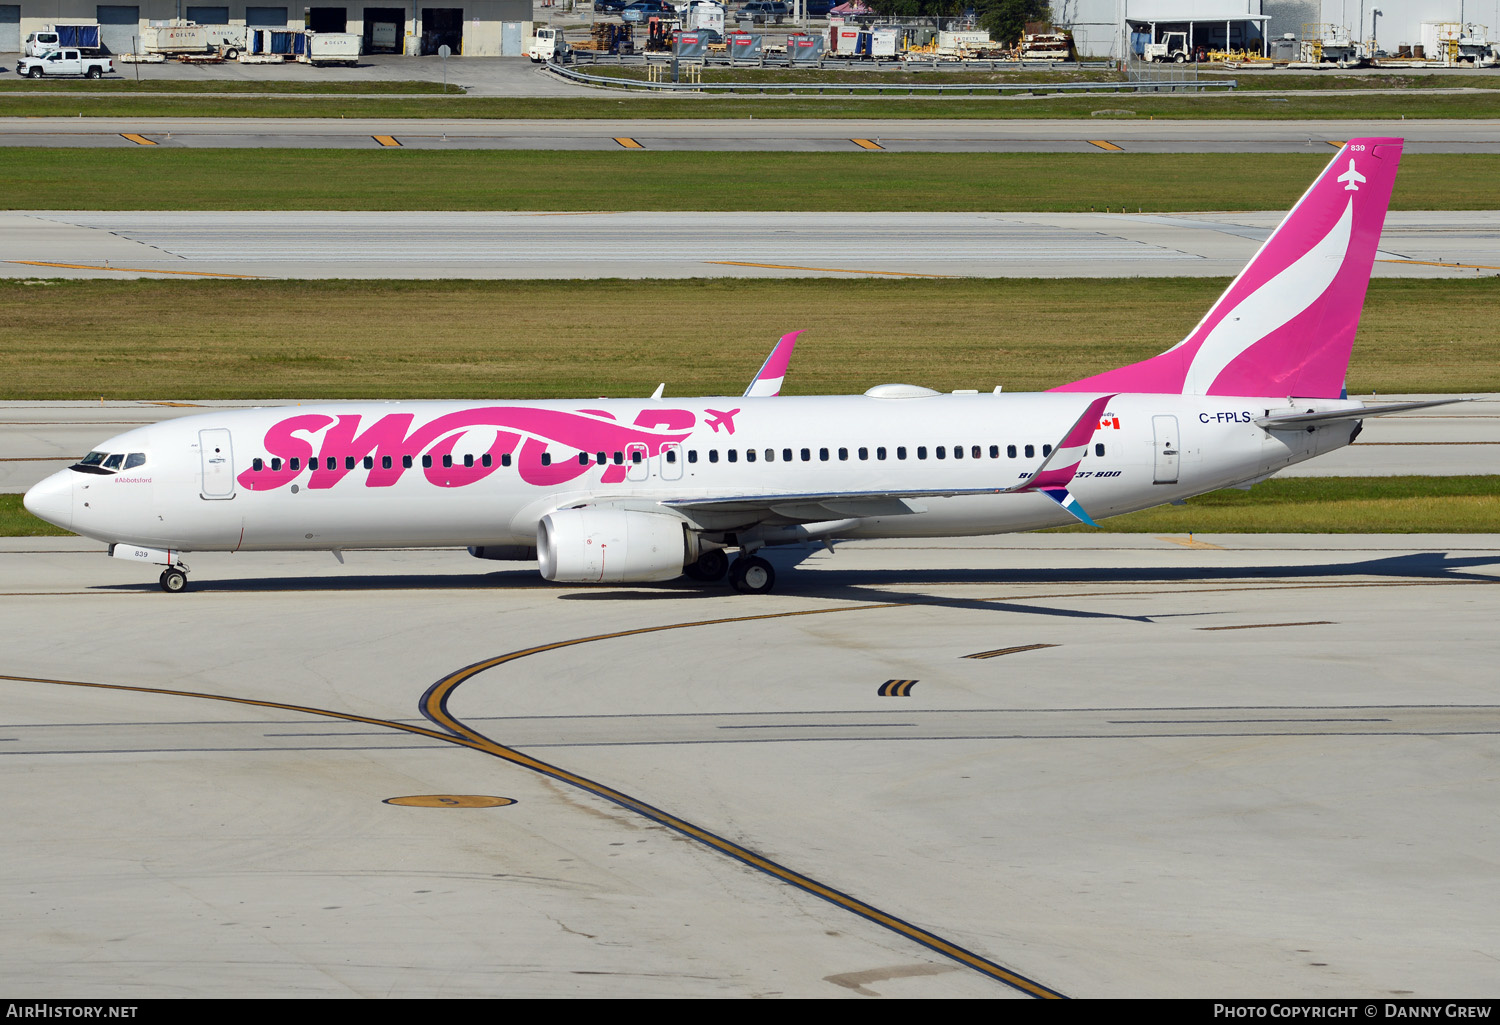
[4,88,1500,120]
[7,478,1497,538]
[3,151,1497,212]
[1,277,1495,400]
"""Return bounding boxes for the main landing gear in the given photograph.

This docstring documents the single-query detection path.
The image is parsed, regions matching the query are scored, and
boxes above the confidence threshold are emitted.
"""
[159,566,188,593]
[684,548,776,593]
[728,555,775,594]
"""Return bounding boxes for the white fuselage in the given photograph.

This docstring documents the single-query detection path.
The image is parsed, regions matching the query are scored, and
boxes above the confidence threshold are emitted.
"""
[29,390,1359,555]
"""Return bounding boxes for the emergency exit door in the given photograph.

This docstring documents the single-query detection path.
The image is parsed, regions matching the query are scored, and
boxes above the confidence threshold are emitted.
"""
[199,428,236,499]
[1152,415,1179,484]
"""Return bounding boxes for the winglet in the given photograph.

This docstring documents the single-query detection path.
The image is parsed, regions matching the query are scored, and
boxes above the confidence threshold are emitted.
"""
[1039,487,1098,527]
[1005,394,1116,527]
[743,330,802,398]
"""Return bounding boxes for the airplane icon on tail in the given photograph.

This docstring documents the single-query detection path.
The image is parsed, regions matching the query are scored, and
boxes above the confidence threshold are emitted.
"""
[1337,158,1366,191]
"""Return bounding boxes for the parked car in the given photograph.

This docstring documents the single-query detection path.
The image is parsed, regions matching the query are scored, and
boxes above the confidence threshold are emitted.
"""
[16,48,114,78]
[736,1,789,24]
[673,27,723,44]
[622,0,677,21]
[593,0,631,11]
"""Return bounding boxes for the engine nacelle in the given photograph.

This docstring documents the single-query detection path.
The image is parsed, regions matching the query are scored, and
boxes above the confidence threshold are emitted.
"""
[467,545,537,562]
[537,507,691,583]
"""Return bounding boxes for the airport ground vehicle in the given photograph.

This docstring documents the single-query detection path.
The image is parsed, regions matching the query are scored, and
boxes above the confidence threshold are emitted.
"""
[28,140,1465,596]
[16,49,114,78]
[1143,30,1189,62]
[302,32,361,65]
[736,1,789,24]
[24,25,101,56]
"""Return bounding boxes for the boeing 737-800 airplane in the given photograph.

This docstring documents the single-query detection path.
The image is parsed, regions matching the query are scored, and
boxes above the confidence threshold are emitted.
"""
[23,138,1463,594]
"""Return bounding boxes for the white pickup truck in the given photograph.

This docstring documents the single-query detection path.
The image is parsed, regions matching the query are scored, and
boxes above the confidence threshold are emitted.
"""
[16,48,115,78]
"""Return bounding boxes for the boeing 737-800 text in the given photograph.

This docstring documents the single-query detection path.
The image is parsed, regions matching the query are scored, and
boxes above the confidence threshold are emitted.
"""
[24,138,1462,594]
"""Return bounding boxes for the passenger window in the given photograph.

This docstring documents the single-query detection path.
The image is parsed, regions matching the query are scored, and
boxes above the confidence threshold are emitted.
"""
[989,445,999,459]
[252,457,264,471]
[876,447,886,460]
[858,447,868,460]
[403,455,413,468]
[613,451,624,465]
[1095,443,1106,457]
[539,453,550,466]
[838,448,848,461]
[1024,445,1035,458]
[501,454,512,467]
[422,455,433,469]
[1043,445,1052,456]
[327,456,336,470]
[801,448,811,461]
[483,453,494,467]
[917,447,927,460]
[381,456,392,470]
[345,456,356,470]
[596,452,606,465]
[443,455,453,468]
[936,446,946,460]
[1008,445,1017,458]
[764,449,774,462]
[897,446,907,460]
[819,448,829,461]
[125,453,146,469]
[688,450,698,464]
[972,446,982,459]
[290,457,301,471]
[709,450,719,463]
[363,456,374,470]
[746,449,756,463]
[727,450,738,463]
[270,457,282,471]
[782,448,792,462]
[952,446,962,460]
[579,452,590,465]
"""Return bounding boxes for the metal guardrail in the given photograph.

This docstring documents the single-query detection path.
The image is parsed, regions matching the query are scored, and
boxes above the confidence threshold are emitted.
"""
[549,61,1237,94]
[570,52,1117,73]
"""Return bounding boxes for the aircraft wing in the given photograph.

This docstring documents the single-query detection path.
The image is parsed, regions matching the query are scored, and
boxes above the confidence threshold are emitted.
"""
[743,330,801,398]
[663,394,1117,528]
[1256,397,1476,429]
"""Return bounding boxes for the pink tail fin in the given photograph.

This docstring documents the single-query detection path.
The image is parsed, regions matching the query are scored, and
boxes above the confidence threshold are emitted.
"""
[1053,138,1403,399]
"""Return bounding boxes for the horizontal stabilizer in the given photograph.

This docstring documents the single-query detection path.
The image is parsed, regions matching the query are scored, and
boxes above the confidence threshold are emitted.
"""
[1257,397,1476,429]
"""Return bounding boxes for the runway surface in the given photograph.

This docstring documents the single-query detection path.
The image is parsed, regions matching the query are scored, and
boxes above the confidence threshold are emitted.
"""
[3,397,1494,494]
[4,114,1500,151]
[6,209,1500,280]
[2,532,1498,996]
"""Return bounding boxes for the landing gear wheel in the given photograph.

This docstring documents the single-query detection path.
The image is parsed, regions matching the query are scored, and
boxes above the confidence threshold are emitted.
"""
[159,567,188,593]
[728,555,775,594]
[684,548,729,582]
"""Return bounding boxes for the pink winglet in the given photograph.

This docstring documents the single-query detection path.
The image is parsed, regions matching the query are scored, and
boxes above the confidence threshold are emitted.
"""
[1053,139,1403,399]
[1016,394,1116,492]
[743,330,802,398]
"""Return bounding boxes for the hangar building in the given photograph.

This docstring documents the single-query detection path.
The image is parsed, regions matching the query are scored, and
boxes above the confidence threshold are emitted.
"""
[2,0,531,55]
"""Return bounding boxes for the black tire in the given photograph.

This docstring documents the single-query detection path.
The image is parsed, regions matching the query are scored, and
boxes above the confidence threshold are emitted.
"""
[28,66,43,78]
[87,66,101,78]
[225,48,239,60]
[685,548,729,582]
[159,568,188,593]
[729,556,775,594]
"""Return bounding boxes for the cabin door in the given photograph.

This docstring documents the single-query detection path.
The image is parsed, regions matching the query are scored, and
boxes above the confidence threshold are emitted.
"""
[199,428,236,499]
[1152,415,1180,484]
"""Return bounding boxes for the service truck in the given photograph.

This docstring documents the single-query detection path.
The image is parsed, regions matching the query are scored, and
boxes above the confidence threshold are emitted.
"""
[527,26,569,62]
[16,48,115,78]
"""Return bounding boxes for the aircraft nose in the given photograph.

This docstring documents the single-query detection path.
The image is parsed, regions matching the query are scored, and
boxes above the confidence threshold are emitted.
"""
[23,471,73,531]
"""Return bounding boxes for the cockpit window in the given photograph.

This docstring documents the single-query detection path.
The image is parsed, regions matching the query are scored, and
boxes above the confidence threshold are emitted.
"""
[69,450,116,475]
[102,453,124,470]
[124,453,146,470]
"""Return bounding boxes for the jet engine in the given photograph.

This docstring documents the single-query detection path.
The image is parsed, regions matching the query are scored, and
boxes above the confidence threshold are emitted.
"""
[537,507,692,583]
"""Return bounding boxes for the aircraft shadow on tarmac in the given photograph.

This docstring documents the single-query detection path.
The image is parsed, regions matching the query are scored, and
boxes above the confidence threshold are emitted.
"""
[95,549,1500,624]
